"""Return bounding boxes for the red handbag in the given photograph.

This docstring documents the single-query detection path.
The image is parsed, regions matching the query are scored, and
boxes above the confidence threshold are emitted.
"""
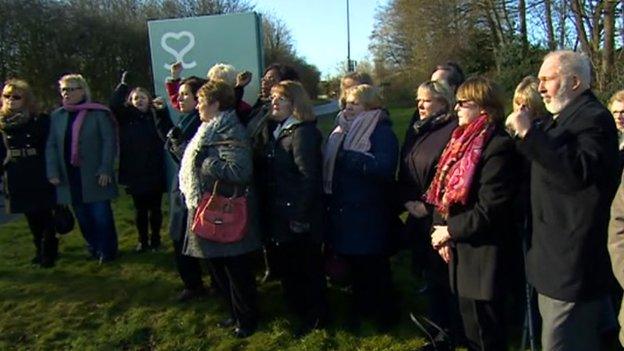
[191,180,248,243]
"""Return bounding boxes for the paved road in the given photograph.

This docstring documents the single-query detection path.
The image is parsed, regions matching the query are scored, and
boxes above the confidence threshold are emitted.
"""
[314,100,340,116]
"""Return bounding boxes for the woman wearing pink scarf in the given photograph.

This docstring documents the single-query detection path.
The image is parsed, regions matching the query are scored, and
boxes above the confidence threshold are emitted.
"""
[46,74,118,263]
[424,76,518,350]
[323,84,400,330]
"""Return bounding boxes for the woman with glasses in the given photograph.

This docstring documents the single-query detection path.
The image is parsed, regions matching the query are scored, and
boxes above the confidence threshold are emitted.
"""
[397,80,459,346]
[259,80,327,334]
[46,74,118,263]
[1,79,57,267]
[424,76,518,350]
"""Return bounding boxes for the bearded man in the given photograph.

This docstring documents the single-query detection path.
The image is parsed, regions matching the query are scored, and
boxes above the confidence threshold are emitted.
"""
[506,50,620,350]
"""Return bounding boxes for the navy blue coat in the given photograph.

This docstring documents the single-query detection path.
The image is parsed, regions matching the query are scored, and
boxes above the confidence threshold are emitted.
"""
[326,118,400,255]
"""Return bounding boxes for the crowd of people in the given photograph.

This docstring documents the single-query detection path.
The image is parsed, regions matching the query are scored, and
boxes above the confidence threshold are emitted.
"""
[2,49,624,350]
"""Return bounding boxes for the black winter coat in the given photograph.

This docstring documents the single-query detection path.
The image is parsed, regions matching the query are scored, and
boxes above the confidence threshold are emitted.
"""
[1,113,55,213]
[110,84,166,194]
[435,127,519,300]
[258,119,324,244]
[518,90,620,302]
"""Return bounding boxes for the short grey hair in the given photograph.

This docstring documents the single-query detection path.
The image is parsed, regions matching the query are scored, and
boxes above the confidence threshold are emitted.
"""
[544,50,592,90]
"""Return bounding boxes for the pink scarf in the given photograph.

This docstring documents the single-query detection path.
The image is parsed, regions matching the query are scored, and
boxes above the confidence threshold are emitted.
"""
[423,113,494,216]
[63,102,112,166]
[323,109,385,194]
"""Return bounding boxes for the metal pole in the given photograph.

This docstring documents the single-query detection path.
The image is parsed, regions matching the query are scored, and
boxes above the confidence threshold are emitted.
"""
[347,0,353,71]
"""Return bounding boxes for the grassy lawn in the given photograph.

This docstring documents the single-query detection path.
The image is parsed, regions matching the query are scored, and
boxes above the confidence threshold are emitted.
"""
[0,106,531,350]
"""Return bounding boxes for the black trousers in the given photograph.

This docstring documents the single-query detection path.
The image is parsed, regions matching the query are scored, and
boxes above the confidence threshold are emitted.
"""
[424,248,465,344]
[131,191,163,246]
[271,240,327,326]
[172,228,204,290]
[458,296,506,351]
[208,252,258,330]
[344,254,398,324]
[25,208,57,265]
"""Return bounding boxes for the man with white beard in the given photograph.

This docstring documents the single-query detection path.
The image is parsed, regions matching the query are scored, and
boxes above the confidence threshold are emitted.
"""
[506,50,620,350]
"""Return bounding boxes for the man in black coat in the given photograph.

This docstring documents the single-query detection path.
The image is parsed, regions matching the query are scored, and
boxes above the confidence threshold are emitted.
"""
[507,50,620,350]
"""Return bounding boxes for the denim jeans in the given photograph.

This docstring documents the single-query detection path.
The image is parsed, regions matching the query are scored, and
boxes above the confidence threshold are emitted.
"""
[73,200,118,260]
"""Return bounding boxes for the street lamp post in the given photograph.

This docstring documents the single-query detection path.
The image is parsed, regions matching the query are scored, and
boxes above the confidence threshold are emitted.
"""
[347,0,354,72]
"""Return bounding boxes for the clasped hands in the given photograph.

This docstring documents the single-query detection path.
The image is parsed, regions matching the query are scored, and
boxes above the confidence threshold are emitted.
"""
[431,225,453,264]
[505,105,532,138]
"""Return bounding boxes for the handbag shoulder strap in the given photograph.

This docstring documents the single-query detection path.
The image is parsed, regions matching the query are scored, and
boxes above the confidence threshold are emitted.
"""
[209,179,248,200]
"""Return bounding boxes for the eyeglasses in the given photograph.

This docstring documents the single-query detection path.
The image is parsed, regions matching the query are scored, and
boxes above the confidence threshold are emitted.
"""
[2,94,22,101]
[60,86,83,93]
[456,99,477,108]
[271,95,289,103]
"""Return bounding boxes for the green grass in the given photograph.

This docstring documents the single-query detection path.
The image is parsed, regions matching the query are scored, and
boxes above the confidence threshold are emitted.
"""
[0,194,431,350]
[1,107,540,350]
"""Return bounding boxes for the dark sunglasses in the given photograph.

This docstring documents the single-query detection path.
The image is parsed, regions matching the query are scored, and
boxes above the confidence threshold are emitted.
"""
[2,94,22,100]
[456,99,477,108]
[60,87,83,93]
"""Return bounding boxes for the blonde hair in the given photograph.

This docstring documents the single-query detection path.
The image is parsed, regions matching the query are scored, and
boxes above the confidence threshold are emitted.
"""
[346,84,383,111]
[271,80,315,122]
[339,71,374,108]
[207,63,237,88]
[1,79,38,116]
[58,74,91,102]
[609,90,624,110]
[513,76,547,118]
[456,76,505,123]
[417,80,455,112]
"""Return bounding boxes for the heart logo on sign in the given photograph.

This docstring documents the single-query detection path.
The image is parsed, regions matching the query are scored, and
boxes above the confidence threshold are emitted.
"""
[161,31,197,70]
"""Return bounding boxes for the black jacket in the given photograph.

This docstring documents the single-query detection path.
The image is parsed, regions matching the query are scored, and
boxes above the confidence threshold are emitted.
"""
[1,113,55,213]
[518,90,620,302]
[110,84,166,194]
[398,113,458,206]
[258,119,324,244]
[435,127,519,300]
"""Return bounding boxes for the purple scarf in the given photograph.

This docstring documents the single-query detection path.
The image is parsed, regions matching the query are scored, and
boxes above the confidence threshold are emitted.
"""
[63,102,112,166]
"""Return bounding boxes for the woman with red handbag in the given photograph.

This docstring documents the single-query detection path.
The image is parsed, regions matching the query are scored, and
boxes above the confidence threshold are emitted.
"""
[178,80,261,338]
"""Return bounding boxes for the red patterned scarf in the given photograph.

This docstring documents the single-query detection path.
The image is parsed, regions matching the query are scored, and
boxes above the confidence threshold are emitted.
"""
[423,113,494,216]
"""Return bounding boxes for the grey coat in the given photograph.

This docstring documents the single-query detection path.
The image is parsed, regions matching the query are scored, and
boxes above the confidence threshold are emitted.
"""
[46,107,118,204]
[182,110,261,258]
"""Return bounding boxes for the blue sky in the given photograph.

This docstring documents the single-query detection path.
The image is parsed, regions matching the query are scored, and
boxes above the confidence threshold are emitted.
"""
[253,0,387,78]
